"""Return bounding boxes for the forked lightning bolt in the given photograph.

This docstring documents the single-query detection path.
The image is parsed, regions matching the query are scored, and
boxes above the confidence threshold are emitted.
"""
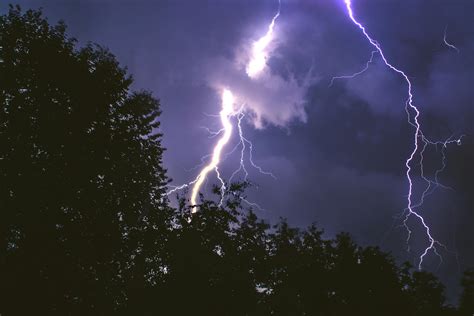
[189,89,236,209]
[342,0,463,269]
[168,1,280,212]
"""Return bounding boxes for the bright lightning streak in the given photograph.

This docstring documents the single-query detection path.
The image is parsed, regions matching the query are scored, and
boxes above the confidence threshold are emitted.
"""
[189,89,236,211]
[200,126,225,139]
[215,167,226,207]
[343,0,462,269]
[240,196,265,211]
[423,135,463,193]
[329,50,378,86]
[229,112,250,184]
[443,25,460,53]
[168,98,275,210]
[168,2,281,211]
[229,112,276,184]
[246,0,281,78]
[400,136,462,256]
[167,180,197,196]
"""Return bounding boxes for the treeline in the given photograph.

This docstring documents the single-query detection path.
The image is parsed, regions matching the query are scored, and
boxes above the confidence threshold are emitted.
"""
[0,6,472,315]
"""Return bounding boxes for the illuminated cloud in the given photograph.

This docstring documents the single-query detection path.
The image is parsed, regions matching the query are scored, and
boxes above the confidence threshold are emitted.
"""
[206,53,311,129]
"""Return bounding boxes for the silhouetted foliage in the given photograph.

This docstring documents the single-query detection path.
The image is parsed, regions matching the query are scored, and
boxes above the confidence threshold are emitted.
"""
[0,6,471,315]
[1,5,171,314]
[459,269,474,316]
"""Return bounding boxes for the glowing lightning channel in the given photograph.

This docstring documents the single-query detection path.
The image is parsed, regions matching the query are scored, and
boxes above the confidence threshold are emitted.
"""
[246,0,281,78]
[168,1,280,213]
[189,89,236,210]
[229,112,276,184]
[329,50,378,86]
[443,25,460,53]
[342,0,462,269]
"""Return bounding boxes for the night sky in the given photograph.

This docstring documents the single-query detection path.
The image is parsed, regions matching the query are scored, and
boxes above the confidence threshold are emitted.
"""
[2,0,473,302]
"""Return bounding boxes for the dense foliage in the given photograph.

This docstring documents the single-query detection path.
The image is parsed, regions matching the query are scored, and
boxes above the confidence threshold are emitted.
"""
[1,6,472,315]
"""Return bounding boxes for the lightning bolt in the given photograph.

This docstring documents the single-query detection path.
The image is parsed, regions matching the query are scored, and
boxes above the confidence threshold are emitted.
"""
[189,89,237,210]
[168,1,280,212]
[246,0,281,78]
[342,0,463,269]
[443,25,460,53]
[329,50,378,87]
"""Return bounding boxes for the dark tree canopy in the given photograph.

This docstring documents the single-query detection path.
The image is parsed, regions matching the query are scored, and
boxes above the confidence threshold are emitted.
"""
[0,6,170,313]
[459,269,474,316]
[0,6,471,316]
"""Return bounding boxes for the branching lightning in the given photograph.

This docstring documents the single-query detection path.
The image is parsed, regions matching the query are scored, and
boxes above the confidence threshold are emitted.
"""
[329,50,378,87]
[168,1,280,212]
[342,0,463,269]
[189,89,237,209]
[167,1,462,269]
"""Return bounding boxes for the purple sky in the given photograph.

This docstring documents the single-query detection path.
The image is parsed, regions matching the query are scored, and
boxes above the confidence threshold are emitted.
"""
[3,0,473,302]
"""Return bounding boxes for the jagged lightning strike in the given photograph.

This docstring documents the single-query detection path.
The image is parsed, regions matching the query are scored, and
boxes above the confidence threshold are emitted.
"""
[342,0,463,269]
[168,1,280,212]
[246,0,281,78]
[189,89,236,208]
[443,25,460,53]
[329,50,378,87]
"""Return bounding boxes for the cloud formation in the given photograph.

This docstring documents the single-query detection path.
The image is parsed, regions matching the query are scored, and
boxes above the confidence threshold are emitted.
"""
[205,54,310,129]
[204,17,313,129]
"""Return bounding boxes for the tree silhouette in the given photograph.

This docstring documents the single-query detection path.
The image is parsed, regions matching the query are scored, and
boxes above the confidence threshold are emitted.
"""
[459,269,474,316]
[1,6,170,313]
[405,269,447,316]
